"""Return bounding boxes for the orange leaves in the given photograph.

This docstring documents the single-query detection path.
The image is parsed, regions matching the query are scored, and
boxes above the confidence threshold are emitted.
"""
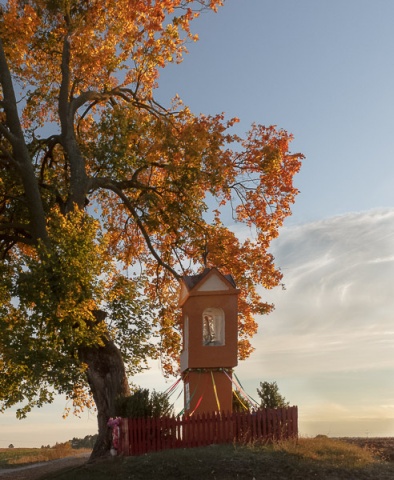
[0,0,303,377]
[232,125,303,245]
[87,107,302,371]
[0,0,224,125]
[1,2,41,70]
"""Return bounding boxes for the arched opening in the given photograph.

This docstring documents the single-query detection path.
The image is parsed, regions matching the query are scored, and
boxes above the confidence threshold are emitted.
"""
[202,307,225,346]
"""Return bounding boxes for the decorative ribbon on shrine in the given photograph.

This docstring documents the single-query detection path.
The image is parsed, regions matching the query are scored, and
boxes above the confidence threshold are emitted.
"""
[173,384,184,404]
[172,382,185,417]
[232,388,249,411]
[224,370,259,408]
[210,371,221,411]
[177,371,203,416]
[164,377,182,396]
[233,372,260,406]
[189,394,203,416]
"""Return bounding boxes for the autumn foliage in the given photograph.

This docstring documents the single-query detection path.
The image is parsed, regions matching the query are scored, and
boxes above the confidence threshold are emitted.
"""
[0,0,303,452]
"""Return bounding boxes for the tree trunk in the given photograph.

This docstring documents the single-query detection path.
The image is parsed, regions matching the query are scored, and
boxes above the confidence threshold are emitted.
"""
[79,336,130,460]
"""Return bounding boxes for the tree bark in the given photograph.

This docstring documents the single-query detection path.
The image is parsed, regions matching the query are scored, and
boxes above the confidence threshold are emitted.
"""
[58,36,90,212]
[0,39,49,246]
[78,336,130,460]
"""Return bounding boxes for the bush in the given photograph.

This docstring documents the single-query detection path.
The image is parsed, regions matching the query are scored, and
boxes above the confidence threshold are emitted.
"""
[71,435,98,449]
[257,381,289,409]
[52,441,72,452]
[115,387,174,418]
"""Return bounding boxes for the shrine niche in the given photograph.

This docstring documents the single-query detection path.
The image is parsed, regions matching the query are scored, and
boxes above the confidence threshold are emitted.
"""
[202,307,224,346]
[179,267,239,415]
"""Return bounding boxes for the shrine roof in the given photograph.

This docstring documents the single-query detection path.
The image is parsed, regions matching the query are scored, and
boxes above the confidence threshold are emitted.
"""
[182,267,236,291]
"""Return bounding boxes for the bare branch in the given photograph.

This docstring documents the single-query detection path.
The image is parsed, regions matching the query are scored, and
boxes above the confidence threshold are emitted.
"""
[72,86,172,121]
[0,221,31,233]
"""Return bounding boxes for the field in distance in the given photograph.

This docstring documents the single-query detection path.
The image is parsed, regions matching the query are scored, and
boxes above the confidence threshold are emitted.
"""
[0,443,90,469]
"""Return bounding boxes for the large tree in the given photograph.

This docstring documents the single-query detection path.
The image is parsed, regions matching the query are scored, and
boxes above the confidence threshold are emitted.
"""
[0,0,303,458]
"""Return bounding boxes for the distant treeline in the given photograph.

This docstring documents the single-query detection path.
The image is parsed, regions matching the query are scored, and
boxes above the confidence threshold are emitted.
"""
[70,434,98,449]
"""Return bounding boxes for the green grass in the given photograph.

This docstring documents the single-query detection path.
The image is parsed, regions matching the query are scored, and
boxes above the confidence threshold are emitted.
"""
[38,437,394,480]
[0,444,90,469]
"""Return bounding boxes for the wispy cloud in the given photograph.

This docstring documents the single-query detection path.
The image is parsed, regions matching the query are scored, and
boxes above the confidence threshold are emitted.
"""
[256,209,394,335]
[236,209,394,436]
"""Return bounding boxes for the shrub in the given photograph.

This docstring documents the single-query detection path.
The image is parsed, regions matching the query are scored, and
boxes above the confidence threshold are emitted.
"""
[257,381,289,409]
[115,387,174,418]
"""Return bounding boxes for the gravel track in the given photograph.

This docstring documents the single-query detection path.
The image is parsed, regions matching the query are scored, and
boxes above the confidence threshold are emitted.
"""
[0,453,90,480]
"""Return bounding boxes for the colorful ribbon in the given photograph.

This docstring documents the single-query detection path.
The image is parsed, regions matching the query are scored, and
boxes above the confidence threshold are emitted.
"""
[189,394,203,416]
[164,377,182,395]
[211,371,221,411]
[232,388,249,411]
[178,371,203,416]
[224,370,259,408]
[233,372,260,406]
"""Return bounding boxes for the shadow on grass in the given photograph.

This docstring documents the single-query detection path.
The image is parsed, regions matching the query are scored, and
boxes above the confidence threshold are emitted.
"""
[39,441,394,480]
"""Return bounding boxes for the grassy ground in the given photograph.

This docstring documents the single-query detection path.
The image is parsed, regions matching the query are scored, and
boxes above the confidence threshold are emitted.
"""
[37,437,394,480]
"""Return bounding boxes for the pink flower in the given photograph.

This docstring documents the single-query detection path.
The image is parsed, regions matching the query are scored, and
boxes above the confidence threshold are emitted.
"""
[107,417,121,427]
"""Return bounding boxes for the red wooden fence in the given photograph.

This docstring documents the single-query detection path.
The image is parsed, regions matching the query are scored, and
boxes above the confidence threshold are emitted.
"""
[117,407,298,456]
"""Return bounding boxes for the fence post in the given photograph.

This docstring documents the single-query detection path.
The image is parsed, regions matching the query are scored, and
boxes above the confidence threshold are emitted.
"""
[293,406,298,438]
[129,418,135,455]
[275,408,280,441]
[119,418,128,455]
[200,413,204,446]
[146,416,152,453]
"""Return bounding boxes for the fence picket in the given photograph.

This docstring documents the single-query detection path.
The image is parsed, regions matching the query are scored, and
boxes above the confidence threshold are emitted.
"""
[131,418,136,455]
[117,407,297,456]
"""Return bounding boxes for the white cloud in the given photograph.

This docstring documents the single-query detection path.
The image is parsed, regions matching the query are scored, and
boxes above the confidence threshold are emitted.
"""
[233,209,394,436]
[256,208,394,337]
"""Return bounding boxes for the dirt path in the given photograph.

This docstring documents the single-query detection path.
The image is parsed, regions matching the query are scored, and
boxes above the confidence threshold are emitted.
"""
[0,453,90,480]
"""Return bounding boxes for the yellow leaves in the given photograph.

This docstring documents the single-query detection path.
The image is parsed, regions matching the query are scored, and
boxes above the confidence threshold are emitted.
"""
[261,145,282,174]
[165,23,179,39]
[22,206,111,342]
[63,382,95,418]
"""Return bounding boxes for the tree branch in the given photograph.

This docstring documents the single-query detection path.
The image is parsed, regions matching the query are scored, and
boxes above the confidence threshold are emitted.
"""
[0,142,16,167]
[88,168,166,196]
[0,38,49,246]
[0,221,32,233]
[59,34,89,210]
[94,180,180,280]
[0,121,16,144]
[71,86,171,120]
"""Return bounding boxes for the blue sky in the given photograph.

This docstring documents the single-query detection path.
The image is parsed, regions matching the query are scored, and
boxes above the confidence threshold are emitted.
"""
[1,0,394,446]
[157,0,394,222]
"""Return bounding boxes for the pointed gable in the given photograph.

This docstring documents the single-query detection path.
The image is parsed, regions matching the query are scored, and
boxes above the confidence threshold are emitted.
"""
[179,267,237,306]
